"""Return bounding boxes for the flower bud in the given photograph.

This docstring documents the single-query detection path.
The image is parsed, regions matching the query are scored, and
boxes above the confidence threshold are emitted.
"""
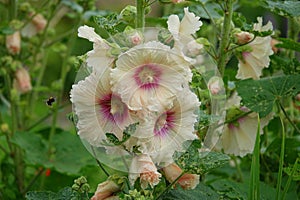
[235,31,254,45]
[6,31,21,55]
[186,40,203,57]
[207,76,222,95]
[130,32,142,46]
[120,5,136,23]
[163,163,199,190]
[32,14,47,32]
[271,38,280,54]
[172,0,185,3]
[0,123,9,133]
[91,179,120,200]
[13,67,32,94]
[129,154,161,189]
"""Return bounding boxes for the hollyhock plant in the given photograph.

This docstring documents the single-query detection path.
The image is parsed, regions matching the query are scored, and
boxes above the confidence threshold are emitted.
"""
[235,17,273,79]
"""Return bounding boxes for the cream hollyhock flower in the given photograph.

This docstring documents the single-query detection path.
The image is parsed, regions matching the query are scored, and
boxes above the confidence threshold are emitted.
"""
[111,41,192,111]
[129,154,161,189]
[22,13,47,37]
[167,7,202,47]
[133,89,200,165]
[219,93,272,157]
[70,69,134,147]
[78,25,115,74]
[163,163,199,190]
[91,179,120,200]
[236,17,273,79]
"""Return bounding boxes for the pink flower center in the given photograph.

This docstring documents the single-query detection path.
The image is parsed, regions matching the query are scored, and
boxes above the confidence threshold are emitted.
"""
[133,64,162,90]
[98,93,129,124]
[154,111,176,137]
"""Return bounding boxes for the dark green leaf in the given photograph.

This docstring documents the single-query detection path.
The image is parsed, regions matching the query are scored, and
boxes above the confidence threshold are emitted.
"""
[52,132,96,175]
[284,160,300,181]
[159,182,220,200]
[11,132,51,167]
[262,1,300,17]
[270,55,300,75]
[174,140,230,175]
[276,38,300,52]
[236,74,300,117]
[25,187,76,200]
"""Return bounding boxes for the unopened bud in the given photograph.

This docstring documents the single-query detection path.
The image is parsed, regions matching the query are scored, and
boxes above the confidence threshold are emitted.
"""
[235,31,254,45]
[172,0,185,3]
[207,76,222,95]
[32,14,47,32]
[14,67,32,94]
[186,40,203,57]
[0,123,9,133]
[6,31,21,55]
[271,38,280,54]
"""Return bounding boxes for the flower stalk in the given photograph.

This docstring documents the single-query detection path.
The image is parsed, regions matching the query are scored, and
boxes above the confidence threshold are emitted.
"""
[217,0,234,76]
[136,0,145,29]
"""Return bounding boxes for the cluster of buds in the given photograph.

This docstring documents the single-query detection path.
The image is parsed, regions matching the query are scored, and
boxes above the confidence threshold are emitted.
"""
[72,176,90,194]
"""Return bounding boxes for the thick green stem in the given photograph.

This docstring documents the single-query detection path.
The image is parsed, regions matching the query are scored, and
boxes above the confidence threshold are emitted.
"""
[136,0,145,29]
[217,0,234,76]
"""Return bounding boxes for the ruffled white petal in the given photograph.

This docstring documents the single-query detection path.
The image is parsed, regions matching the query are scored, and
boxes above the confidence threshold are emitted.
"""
[133,89,200,165]
[70,69,134,147]
[236,17,273,79]
[78,25,103,43]
[111,41,192,111]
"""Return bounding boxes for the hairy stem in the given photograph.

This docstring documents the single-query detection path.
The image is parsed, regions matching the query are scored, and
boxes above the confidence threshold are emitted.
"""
[136,0,145,29]
[217,0,234,76]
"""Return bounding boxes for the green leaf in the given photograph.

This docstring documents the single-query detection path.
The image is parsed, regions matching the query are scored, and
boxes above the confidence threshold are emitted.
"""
[270,55,300,75]
[174,140,230,175]
[284,159,300,181]
[276,38,300,52]
[25,187,76,200]
[262,1,300,17]
[52,132,96,175]
[159,182,220,200]
[236,74,300,117]
[11,132,51,167]
[11,131,95,175]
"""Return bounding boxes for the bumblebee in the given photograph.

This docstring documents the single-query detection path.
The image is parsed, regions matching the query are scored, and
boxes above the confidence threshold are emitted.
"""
[46,97,55,106]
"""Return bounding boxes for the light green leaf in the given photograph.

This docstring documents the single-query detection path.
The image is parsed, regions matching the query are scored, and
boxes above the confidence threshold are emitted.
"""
[263,1,300,17]
[236,74,300,117]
